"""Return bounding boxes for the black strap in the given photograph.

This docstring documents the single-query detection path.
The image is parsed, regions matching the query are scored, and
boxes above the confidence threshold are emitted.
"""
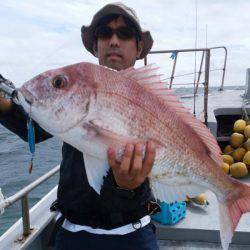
[57,201,160,230]
[63,207,146,229]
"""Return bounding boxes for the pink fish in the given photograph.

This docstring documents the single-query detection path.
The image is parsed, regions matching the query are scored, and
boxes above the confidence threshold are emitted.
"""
[18,62,250,249]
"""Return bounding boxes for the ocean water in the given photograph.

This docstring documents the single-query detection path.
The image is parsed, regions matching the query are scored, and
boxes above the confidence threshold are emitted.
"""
[0,126,62,236]
[0,85,244,236]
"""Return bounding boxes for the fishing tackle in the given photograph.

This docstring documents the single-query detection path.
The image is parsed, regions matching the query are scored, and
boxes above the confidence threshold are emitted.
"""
[27,116,35,174]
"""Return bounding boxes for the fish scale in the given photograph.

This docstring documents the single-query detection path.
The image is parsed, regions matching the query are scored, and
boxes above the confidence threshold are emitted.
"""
[18,62,250,250]
[95,74,228,197]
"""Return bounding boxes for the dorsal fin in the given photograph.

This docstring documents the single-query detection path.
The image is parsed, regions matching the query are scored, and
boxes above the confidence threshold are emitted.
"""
[121,64,160,82]
[120,65,222,167]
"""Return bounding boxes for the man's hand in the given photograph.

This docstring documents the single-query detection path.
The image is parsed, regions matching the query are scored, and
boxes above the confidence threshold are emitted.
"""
[0,91,12,113]
[107,141,156,190]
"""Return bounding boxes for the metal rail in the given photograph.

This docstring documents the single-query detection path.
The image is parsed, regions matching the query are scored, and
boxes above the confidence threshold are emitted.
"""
[144,46,227,124]
[0,165,60,237]
[144,46,227,90]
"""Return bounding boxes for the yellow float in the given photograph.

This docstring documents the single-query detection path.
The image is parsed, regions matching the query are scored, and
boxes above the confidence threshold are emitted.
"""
[232,147,246,162]
[230,162,248,178]
[221,154,234,165]
[230,133,244,148]
[233,119,246,134]
[222,162,230,174]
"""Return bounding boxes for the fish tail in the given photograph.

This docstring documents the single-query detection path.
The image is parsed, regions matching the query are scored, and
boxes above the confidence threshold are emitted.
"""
[219,179,250,250]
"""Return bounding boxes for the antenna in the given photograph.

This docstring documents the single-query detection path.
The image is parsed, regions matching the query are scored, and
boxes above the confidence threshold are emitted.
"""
[193,0,198,117]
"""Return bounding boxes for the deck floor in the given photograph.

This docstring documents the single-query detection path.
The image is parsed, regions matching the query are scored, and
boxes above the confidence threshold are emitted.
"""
[158,240,249,249]
[155,178,250,249]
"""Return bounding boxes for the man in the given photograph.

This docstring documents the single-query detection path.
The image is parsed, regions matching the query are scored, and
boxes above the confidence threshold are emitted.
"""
[0,3,160,250]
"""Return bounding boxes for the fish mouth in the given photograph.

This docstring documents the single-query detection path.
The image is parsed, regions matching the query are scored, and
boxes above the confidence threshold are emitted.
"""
[19,88,35,105]
[19,91,34,106]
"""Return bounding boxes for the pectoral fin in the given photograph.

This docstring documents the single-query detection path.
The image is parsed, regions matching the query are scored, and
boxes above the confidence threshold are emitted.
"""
[83,153,109,194]
[89,119,142,147]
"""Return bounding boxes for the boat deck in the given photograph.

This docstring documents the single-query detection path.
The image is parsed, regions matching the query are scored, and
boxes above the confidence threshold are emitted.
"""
[158,240,249,249]
[155,183,250,249]
[181,89,245,122]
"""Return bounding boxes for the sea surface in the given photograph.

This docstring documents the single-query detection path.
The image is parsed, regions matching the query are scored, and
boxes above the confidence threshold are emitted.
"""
[0,85,245,236]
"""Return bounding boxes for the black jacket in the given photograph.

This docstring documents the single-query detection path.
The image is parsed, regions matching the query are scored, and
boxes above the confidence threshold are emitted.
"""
[0,103,154,229]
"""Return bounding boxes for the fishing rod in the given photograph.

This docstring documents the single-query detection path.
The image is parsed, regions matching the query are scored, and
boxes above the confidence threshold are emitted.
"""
[0,74,20,105]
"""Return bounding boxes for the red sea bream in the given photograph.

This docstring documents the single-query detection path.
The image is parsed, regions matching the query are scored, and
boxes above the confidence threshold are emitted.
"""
[18,62,250,250]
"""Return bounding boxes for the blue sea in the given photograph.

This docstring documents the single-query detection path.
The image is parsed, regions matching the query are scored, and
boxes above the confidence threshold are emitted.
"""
[0,127,61,236]
[0,85,245,236]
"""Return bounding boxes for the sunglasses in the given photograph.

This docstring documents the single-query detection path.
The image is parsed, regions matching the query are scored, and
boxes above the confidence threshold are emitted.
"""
[95,25,138,40]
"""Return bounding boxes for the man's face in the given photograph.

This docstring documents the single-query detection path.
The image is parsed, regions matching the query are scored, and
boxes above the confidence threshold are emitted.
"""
[94,16,144,71]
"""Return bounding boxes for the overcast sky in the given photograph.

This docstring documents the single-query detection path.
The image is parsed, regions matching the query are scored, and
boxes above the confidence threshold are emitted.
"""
[0,0,250,87]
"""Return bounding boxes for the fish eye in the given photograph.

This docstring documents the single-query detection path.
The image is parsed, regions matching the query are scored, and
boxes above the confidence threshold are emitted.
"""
[52,75,67,89]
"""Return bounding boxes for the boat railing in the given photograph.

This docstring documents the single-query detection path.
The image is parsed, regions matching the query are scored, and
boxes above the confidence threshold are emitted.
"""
[0,165,59,239]
[144,46,228,124]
